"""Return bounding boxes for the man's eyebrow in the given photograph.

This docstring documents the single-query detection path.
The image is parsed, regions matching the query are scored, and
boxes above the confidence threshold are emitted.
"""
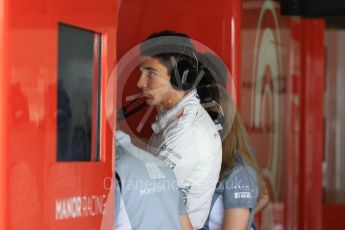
[140,66,158,72]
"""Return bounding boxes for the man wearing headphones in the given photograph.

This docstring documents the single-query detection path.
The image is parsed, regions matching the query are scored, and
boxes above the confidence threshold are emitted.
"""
[137,31,222,229]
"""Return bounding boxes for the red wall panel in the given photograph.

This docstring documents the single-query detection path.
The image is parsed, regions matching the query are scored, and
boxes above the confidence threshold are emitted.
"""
[0,0,117,229]
[241,1,324,229]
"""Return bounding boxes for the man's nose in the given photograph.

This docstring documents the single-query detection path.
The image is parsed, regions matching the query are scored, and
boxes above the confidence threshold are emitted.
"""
[137,73,147,89]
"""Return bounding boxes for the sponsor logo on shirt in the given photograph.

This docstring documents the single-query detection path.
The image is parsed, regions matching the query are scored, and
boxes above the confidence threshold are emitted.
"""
[138,179,179,197]
[227,176,251,191]
[157,155,177,169]
[145,163,165,180]
[139,184,164,197]
[160,144,182,160]
[233,185,251,190]
[160,144,167,151]
[234,192,252,199]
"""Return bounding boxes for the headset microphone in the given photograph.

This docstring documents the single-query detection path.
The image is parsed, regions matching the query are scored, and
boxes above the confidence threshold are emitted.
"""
[117,96,147,122]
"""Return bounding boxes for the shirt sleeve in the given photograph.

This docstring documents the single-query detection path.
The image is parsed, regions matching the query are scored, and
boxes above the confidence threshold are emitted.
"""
[156,124,219,228]
[223,166,258,209]
[178,188,187,215]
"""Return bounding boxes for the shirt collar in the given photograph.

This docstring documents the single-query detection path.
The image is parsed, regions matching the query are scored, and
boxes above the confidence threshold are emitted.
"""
[151,89,200,134]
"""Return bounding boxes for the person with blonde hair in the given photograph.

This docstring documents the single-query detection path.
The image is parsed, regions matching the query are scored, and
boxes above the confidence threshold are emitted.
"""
[199,84,268,230]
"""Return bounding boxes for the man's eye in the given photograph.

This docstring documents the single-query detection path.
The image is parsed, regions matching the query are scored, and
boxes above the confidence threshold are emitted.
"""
[146,71,156,78]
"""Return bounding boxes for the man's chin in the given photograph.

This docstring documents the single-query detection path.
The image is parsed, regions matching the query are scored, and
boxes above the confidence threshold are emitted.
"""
[145,98,161,106]
[145,98,155,105]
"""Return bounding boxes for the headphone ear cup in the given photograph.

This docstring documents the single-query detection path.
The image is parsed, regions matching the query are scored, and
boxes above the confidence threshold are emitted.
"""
[170,59,197,91]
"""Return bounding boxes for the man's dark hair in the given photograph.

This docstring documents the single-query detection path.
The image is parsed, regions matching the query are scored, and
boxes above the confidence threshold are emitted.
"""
[139,30,197,76]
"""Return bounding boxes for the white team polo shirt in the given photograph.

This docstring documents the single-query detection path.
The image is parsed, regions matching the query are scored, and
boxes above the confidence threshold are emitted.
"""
[148,90,222,229]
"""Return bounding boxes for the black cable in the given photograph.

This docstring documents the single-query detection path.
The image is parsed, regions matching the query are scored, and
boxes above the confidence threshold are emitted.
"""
[117,96,147,122]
